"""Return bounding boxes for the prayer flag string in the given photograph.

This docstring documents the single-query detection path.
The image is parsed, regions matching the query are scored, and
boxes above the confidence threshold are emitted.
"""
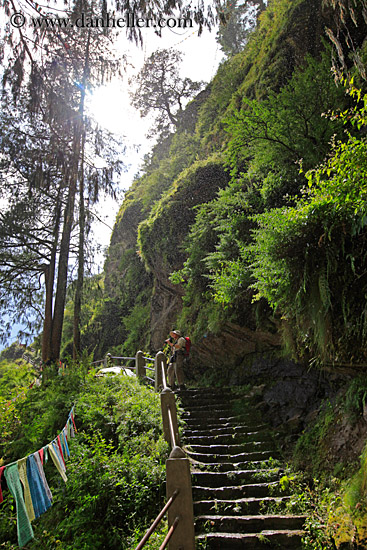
[0,406,77,548]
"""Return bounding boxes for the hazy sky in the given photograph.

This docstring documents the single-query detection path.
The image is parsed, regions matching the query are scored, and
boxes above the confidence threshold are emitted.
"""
[0,13,224,349]
[87,22,223,257]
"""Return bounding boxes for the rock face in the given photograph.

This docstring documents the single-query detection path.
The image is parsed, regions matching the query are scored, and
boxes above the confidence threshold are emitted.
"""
[192,323,281,369]
[104,200,144,298]
[186,345,350,443]
[325,409,367,466]
[245,357,330,428]
[231,356,345,437]
[150,278,183,350]
[138,159,230,349]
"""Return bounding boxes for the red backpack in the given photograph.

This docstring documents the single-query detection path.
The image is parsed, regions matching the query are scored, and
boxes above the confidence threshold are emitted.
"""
[184,336,191,358]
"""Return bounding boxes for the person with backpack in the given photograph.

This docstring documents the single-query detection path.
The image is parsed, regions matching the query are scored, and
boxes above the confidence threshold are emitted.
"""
[166,329,190,391]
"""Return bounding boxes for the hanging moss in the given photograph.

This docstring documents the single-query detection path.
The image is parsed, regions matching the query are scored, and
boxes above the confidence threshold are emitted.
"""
[138,156,229,273]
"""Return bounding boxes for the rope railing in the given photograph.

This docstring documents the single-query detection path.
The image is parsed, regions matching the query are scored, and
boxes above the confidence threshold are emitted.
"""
[167,406,177,449]
[160,516,179,549]
[161,359,168,391]
[108,355,136,360]
[92,351,156,384]
[91,359,104,366]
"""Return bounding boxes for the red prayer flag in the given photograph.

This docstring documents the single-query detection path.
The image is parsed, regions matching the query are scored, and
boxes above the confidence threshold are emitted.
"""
[71,413,77,433]
[56,435,66,468]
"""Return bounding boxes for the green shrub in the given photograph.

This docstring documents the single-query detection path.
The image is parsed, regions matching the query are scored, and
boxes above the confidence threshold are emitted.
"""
[1,367,169,550]
[248,87,367,364]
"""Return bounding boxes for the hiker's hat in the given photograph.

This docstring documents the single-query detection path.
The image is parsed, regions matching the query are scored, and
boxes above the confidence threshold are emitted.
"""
[171,329,181,337]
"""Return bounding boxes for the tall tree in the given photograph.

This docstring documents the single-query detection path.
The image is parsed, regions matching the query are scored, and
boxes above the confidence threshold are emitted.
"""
[216,0,266,57]
[129,48,206,137]
[0,0,227,362]
[0,0,123,366]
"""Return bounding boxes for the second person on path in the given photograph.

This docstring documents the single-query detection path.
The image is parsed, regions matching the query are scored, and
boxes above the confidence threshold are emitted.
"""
[166,329,187,390]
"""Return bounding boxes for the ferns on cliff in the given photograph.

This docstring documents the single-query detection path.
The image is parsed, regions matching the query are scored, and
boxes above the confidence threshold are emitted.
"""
[170,53,348,343]
[248,86,367,364]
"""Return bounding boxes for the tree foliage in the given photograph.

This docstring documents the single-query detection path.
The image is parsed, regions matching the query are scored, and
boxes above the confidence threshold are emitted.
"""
[129,48,206,137]
[169,53,349,341]
[248,85,367,364]
[0,0,123,364]
[216,0,266,57]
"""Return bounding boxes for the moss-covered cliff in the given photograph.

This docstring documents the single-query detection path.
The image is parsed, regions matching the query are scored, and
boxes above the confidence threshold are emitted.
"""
[74,0,367,374]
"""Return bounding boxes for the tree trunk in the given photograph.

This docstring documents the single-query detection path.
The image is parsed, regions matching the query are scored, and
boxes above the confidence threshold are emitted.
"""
[73,130,86,360]
[49,30,91,363]
[42,194,62,364]
[50,167,78,361]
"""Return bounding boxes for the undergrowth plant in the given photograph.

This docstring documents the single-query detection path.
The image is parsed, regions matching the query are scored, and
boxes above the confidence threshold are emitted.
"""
[291,376,367,549]
[0,365,169,550]
[248,84,367,365]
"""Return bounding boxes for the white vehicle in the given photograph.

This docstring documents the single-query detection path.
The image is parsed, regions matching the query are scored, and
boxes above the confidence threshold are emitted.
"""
[95,366,136,377]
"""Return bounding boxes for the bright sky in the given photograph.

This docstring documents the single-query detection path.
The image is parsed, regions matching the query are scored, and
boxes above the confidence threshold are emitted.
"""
[87,24,223,258]
[0,11,223,350]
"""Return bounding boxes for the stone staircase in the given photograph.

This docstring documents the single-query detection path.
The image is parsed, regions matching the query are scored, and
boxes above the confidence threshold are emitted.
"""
[179,388,306,549]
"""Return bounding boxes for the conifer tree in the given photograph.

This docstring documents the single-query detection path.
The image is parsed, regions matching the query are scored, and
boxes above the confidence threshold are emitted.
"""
[0,0,123,367]
[216,0,266,57]
[129,48,205,137]
[0,0,225,364]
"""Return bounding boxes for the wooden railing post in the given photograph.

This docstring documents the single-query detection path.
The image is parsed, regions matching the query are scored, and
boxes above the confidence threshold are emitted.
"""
[136,350,146,380]
[161,388,180,447]
[154,351,166,392]
[166,447,195,550]
[104,352,111,367]
[134,350,195,549]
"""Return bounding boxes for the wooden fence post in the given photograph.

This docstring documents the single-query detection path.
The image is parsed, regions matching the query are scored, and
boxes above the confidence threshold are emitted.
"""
[104,353,111,367]
[135,350,146,379]
[154,351,166,392]
[160,388,180,446]
[166,447,195,550]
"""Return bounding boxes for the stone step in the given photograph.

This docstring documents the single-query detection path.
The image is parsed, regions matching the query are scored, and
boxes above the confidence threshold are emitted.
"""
[184,431,273,446]
[181,387,305,549]
[183,425,268,437]
[179,388,236,395]
[182,407,245,419]
[183,416,259,428]
[194,496,291,515]
[189,460,278,472]
[179,394,247,405]
[178,388,238,399]
[196,530,304,549]
[185,441,272,455]
[182,402,237,410]
[185,450,276,464]
[192,469,280,487]
[195,514,306,534]
[187,421,258,431]
[192,482,282,500]
[181,414,254,426]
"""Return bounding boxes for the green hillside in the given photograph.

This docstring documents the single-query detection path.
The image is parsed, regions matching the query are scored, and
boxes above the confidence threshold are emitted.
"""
[72,0,367,370]
[2,0,367,548]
